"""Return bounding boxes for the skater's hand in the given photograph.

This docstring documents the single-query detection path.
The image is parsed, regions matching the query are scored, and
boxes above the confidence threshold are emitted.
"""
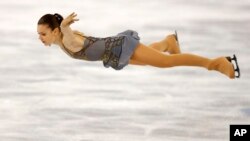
[61,12,79,27]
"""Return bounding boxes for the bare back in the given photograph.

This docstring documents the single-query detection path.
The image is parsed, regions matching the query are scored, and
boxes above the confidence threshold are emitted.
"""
[61,30,86,53]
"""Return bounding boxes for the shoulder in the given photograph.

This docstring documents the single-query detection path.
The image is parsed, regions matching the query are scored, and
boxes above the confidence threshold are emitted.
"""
[62,30,85,52]
[73,30,85,37]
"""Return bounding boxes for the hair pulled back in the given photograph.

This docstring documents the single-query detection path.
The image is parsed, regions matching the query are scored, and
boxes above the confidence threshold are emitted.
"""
[38,13,63,30]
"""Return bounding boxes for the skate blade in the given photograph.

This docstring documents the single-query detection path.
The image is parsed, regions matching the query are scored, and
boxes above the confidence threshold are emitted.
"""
[232,54,240,78]
[174,30,179,46]
[228,54,240,78]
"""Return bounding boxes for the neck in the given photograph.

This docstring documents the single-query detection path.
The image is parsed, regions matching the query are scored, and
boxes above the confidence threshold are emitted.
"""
[53,33,63,47]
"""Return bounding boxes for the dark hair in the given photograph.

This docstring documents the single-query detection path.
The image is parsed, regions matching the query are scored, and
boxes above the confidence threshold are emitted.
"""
[38,13,63,30]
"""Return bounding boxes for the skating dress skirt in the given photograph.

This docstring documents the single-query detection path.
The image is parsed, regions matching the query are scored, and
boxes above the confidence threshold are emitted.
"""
[60,30,140,70]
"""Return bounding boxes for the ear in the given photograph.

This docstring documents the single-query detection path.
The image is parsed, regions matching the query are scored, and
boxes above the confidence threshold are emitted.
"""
[52,27,60,35]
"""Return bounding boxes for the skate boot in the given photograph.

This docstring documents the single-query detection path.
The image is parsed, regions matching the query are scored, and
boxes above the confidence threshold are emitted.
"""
[165,30,181,54]
[208,55,240,79]
[226,54,240,78]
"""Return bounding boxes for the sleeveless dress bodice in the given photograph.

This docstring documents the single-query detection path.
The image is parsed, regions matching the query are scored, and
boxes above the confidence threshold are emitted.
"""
[60,30,140,70]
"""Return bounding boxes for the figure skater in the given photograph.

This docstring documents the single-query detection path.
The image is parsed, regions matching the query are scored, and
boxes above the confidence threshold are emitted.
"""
[37,12,240,79]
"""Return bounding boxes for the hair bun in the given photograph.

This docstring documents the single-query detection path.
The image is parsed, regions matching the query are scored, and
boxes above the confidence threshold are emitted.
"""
[53,13,63,24]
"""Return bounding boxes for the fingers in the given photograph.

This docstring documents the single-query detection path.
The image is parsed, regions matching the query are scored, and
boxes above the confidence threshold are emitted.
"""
[73,18,79,22]
[61,12,79,27]
[69,12,77,19]
[68,12,79,22]
[70,12,76,16]
[68,19,78,25]
[69,17,79,25]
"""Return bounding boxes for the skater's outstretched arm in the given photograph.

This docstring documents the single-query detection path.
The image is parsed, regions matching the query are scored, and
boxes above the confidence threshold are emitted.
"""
[60,12,83,47]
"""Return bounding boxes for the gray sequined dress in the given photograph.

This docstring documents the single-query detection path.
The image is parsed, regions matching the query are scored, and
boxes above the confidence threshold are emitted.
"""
[60,30,140,70]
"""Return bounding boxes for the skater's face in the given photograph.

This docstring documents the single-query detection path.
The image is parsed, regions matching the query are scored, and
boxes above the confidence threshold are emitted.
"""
[37,13,63,47]
[37,24,59,47]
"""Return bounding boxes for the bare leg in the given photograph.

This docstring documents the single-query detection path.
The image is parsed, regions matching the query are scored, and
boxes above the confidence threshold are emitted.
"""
[130,43,235,79]
[129,59,146,65]
[148,34,181,54]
